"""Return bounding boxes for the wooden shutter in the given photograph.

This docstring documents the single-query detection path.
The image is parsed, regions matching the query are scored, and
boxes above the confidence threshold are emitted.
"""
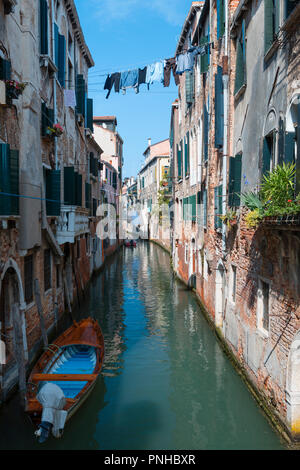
[217,0,225,39]
[76,74,85,115]
[24,255,33,303]
[85,182,91,212]
[54,23,59,66]
[0,58,11,80]
[215,66,224,148]
[46,169,61,216]
[40,0,49,55]
[185,71,194,106]
[87,99,94,132]
[233,154,242,206]
[185,132,190,176]
[264,0,275,53]
[9,149,19,215]
[58,34,66,88]
[214,187,220,229]
[0,143,10,215]
[190,194,196,222]
[203,189,207,226]
[234,36,245,94]
[200,36,209,74]
[285,131,295,165]
[64,167,75,205]
[228,154,242,207]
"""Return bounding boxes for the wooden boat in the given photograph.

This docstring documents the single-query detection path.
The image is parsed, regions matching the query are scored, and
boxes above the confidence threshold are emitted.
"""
[26,317,104,442]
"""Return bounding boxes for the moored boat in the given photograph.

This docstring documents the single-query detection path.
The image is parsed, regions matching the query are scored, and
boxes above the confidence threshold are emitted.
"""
[26,317,104,443]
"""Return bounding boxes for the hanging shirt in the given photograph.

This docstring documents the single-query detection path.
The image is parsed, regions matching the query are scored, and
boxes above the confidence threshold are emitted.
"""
[120,70,139,94]
[146,61,164,85]
[138,67,147,85]
[175,45,208,75]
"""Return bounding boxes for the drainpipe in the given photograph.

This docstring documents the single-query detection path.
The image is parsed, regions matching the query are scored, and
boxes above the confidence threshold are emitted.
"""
[51,0,58,169]
[222,0,229,256]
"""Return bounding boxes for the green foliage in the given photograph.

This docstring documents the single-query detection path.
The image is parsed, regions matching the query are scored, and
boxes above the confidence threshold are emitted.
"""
[240,163,300,227]
[220,209,237,228]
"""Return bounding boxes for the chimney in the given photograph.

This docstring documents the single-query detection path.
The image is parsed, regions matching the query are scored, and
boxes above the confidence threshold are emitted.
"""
[148,138,151,148]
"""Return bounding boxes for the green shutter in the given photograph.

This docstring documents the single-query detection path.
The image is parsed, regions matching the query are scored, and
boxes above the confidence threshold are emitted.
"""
[214,187,220,229]
[9,149,19,215]
[190,194,196,222]
[203,189,207,226]
[185,71,194,106]
[58,34,66,88]
[0,144,10,215]
[87,98,94,132]
[200,36,209,74]
[285,131,295,165]
[215,66,224,148]
[64,167,75,205]
[229,155,242,207]
[264,0,275,53]
[0,58,11,80]
[217,0,225,39]
[46,169,61,216]
[233,154,242,206]
[228,156,235,208]
[76,74,85,115]
[85,182,91,212]
[54,23,59,66]
[185,133,190,176]
[40,0,48,55]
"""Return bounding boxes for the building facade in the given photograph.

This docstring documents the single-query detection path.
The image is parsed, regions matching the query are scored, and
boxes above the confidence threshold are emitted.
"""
[170,0,300,439]
[0,0,115,401]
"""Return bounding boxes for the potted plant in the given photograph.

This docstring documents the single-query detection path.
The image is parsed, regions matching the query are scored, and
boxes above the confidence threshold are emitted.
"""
[47,123,64,137]
[220,209,237,228]
[5,79,27,100]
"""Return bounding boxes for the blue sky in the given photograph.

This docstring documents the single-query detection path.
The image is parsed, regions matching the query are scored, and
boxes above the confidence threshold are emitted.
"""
[74,0,193,178]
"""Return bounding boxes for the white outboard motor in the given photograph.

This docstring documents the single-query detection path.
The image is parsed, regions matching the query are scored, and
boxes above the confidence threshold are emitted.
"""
[35,383,67,443]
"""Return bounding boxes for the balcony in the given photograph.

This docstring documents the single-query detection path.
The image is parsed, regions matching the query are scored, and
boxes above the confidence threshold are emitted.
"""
[56,205,89,245]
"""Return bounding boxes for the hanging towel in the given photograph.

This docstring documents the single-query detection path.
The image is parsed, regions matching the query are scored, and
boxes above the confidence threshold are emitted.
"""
[146,61,164,85]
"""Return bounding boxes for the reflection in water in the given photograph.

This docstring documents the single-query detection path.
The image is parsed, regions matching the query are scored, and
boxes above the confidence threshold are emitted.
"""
[0,242,285,450]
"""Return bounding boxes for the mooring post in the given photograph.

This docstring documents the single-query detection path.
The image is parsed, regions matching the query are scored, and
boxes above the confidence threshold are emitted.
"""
[34,279,48,348]
[12,304,27,409]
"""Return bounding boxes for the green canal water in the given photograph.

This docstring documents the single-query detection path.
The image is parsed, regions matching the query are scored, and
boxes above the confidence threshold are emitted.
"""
[0,242,287,450]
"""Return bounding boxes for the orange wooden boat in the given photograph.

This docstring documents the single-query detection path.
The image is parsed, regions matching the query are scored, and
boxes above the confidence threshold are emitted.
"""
[26,317,104,443]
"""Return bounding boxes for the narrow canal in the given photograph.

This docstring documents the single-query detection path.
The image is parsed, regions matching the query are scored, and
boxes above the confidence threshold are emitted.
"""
[0,242,286,450]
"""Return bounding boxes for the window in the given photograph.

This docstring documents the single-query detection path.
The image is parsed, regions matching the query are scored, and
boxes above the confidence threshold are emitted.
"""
[0,144,19,216]
[177,141,183,179]
[214,185,223,229]
[45,169,61,216]
[44,249,51,292]
[215,66,224,148]
[234,20,246,95]
[284,0,298,20]
[185,70,194,107]
[257,279,270,335]
[228,154,242,207]
[39,0,49,55]
[24,255,33,303]
[184,132,190,177]
[264,0,279,53]
[262,132,275,178]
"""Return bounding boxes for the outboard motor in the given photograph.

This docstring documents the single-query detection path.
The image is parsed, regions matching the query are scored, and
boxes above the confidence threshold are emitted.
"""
[35,383,67,443]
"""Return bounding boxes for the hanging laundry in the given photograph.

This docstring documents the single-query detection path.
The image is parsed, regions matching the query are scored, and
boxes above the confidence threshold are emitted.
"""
[176,44,209,75]
[104,72,121,99]
[120,69,139,94]
[146,61,164,85]
[138,67,147,86]
[164,58,180,87]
